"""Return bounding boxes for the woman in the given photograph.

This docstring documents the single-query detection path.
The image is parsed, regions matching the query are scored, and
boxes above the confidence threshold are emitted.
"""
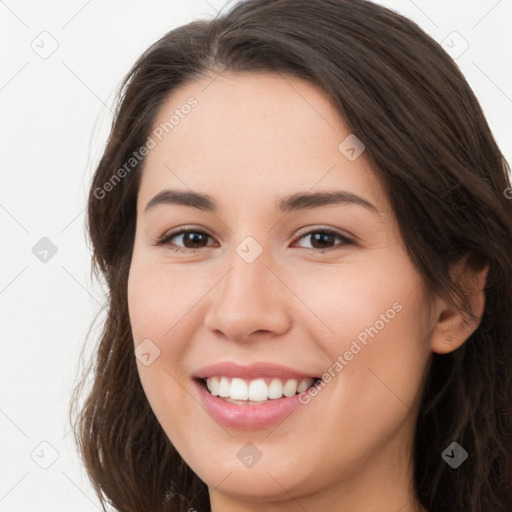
[70,0,512,511]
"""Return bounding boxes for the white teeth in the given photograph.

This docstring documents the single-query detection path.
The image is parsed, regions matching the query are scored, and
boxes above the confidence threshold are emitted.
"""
[208,376,219,396]
[283,379,298,397]
[268,378,283,399]
[205,376,315,401]
[297,379,310,393]
[248,378,268,401]
[218,377,230,397]
[230,378,248,400]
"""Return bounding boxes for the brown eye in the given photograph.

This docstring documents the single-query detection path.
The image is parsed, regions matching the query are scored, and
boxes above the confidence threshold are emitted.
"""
[156,229,215,252]
[155,227,354,254]
[294,229,354,252]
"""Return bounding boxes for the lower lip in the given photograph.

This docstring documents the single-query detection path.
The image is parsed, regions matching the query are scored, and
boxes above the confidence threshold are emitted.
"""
[194,380,307,430]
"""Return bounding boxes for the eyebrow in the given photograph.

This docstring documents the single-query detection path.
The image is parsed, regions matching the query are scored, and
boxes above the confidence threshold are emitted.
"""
[144,189,378,214]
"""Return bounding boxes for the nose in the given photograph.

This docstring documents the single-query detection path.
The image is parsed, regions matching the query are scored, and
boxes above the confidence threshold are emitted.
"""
[203,246,292,343]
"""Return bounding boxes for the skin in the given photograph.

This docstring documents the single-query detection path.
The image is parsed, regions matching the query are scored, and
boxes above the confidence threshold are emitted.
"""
[127,71,487,512]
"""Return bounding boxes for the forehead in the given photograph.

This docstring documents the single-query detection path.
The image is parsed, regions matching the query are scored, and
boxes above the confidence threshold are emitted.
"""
[137,71,389,216]
[148,70,347,157]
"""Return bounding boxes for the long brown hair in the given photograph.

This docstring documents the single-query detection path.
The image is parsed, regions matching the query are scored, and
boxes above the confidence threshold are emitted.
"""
[70,1,512,510]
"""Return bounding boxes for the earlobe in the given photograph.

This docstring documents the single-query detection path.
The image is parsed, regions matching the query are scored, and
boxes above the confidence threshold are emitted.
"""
[431,256,489,355]
[432,318,459,355]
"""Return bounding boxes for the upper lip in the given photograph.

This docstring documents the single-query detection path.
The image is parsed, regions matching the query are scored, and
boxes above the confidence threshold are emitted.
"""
[193,362,319,381]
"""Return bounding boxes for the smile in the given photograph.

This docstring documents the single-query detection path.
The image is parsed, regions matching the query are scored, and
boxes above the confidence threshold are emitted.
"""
[193,362,322,429]
[202,376,318,403]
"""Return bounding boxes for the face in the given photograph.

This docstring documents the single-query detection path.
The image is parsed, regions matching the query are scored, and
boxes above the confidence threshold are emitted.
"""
[127,71,436,508]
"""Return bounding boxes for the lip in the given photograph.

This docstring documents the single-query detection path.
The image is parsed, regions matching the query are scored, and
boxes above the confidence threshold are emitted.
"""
[193,361,320,429]
[193,361,319,381]
[194,379,309,430]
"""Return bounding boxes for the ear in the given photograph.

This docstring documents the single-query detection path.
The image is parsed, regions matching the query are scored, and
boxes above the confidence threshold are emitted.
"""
[431,254,489,354]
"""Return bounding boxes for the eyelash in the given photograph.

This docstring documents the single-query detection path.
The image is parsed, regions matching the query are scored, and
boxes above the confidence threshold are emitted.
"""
[154,226,355,254]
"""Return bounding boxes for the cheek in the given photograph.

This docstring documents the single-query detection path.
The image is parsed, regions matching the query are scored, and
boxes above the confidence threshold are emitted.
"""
[127,260,199,345]
[127,259,211,380]
[289,257,427,354]
[127,263,201,447]
[291,259,432,415]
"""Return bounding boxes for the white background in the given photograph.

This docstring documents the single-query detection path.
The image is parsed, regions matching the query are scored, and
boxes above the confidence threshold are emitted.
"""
[1,0,511,510]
